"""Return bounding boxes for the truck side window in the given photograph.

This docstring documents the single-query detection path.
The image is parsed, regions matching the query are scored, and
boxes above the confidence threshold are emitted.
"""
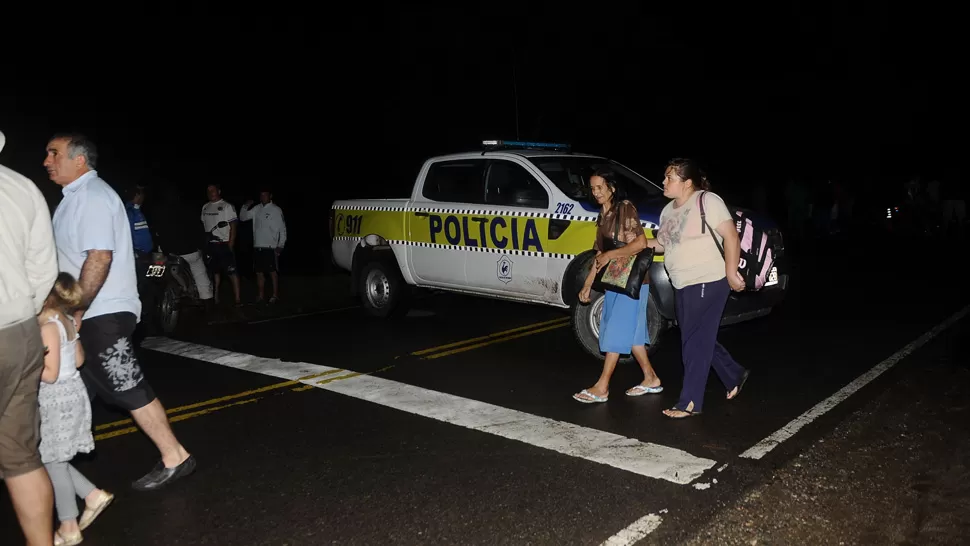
[484,160,549,209]
[422,160,487,204]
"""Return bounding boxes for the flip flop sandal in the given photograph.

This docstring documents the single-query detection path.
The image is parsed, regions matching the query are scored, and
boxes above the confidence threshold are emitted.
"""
[626,384,664,396]
[573,389,608,404]
[727,369,751,400]
[664,406,702,419]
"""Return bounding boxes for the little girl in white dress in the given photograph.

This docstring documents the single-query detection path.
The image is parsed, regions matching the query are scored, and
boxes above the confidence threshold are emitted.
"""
[38,273,114,545]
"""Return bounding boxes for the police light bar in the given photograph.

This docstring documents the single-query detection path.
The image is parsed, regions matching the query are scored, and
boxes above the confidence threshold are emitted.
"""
[481,139,571,151]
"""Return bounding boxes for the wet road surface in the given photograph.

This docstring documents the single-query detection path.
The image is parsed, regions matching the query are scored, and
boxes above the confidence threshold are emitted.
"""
[685,309,970,545]
[2,238,968,545]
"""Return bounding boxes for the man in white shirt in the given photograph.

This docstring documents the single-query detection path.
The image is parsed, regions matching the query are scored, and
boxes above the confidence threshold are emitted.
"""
[0,130,57,546]
[240,190,287,303]
[45,133,196,492]
[201,184,241,306]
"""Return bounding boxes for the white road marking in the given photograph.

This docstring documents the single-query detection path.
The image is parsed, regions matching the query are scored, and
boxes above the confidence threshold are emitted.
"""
[600,513,663,546]
[141,337,717,485]
[740,304,970,460]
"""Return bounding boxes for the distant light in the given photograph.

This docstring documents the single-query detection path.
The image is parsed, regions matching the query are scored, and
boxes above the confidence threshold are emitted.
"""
[482,139,570,150]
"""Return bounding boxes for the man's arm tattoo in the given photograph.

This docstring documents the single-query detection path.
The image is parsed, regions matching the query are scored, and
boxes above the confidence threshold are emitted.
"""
[79,250,113,308]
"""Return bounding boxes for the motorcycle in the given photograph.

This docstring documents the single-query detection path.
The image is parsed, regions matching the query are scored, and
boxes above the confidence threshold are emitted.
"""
[138,220,228,334]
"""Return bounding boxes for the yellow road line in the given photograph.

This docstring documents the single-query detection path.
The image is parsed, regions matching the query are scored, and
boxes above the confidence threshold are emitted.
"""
[100,320,571,430]
[422,322,570,359]
[292,371,363,391]
[94,398,261,441]
[410,317,569,357]
[95,318,563,439]
[292,365,396,392]
[94,364,398,441]
[94,369,341,432]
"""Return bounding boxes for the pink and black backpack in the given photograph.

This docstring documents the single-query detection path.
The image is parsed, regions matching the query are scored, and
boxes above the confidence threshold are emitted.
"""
[698,191,776,291]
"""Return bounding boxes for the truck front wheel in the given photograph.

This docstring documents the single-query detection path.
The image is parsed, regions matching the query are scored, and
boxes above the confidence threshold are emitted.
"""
[571,289,666,363]
[358,260,410,318]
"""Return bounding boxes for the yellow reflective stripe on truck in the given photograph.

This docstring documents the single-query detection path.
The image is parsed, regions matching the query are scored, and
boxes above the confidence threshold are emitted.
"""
[332,206,664,263]
[333,209,407,240]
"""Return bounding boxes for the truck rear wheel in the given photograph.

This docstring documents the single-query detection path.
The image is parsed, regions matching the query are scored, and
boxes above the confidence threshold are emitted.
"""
[571,289,666,363]
[358,260,410,318]
[158,285,180,334]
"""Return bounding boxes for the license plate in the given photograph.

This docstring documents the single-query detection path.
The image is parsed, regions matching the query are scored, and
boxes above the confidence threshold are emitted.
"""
[146,264,166,278]
[765,267,778,286]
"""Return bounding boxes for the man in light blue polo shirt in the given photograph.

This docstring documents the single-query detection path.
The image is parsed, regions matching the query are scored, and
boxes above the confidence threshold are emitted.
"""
[46,133,196,492]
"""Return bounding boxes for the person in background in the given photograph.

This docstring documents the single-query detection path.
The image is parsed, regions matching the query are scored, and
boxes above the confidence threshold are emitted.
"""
[940,168,966,239]
[45,132,196,491]
[812,179,835,237]
[125,185,158,323]
[125,185,154,255]
[784,178,809,241]
[240,189,287,304]
[201,184,241,306]
[0,130,58,546]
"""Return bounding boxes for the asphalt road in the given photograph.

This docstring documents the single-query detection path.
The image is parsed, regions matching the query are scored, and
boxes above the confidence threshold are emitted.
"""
[2,235,967,545]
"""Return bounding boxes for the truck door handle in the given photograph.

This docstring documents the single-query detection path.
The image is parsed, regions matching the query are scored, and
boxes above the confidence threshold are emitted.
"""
[414,211,429,217]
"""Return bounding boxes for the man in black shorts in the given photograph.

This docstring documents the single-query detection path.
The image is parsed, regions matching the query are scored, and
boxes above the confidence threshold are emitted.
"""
[240,190,287,303]
[46,133,196,491]
[201,184,242,306]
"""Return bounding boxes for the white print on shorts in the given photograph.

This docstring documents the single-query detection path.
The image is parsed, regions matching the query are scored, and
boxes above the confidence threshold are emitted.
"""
[99,336,144,391]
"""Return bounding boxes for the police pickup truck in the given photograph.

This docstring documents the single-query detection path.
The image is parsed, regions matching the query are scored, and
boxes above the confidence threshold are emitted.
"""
[329,140,788,361]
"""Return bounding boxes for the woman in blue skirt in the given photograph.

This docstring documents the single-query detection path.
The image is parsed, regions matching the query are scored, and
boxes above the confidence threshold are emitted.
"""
[574,169,663,403]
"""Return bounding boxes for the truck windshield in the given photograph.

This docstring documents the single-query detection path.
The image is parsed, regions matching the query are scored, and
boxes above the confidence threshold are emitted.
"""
[527,156,664,205]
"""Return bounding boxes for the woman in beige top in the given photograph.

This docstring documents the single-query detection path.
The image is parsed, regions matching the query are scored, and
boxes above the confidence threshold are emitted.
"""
[645,158,750,418]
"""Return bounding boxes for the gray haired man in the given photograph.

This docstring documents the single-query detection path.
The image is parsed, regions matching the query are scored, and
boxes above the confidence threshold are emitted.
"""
[44,133,197,491]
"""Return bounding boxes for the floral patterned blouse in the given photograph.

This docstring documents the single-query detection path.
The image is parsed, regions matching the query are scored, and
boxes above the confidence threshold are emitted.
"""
[593,200,648,285]
[593,201,643,252]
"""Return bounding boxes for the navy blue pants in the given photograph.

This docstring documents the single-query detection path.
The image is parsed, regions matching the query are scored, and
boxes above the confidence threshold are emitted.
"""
[674,278,746,413]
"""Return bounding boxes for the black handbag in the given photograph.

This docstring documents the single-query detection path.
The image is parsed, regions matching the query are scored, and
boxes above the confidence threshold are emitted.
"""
[591,209,654,299]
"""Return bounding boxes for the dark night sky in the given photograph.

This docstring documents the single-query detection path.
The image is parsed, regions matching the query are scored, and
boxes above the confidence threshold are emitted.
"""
[1,2,963,268]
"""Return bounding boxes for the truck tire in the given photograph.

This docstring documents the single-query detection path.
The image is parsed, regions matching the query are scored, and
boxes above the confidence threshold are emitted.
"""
[158,286,180,334]
[358,259,410,318]
[571,289,666,363]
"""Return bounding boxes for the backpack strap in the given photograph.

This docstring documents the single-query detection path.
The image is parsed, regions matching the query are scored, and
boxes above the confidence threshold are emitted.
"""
[698,191,725,259]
